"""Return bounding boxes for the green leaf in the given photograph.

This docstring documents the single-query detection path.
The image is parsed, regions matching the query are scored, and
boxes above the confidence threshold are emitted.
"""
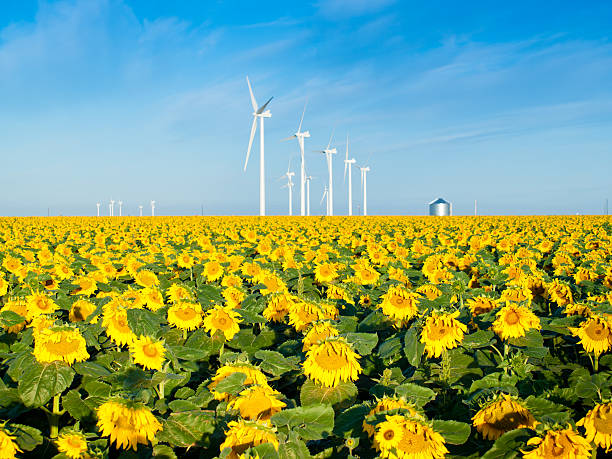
[0,310,26,328]
[10,424,43,451]
[214,372,247,396]
[271,404,335,441]
[432,420,471,445]
[300,379,357,409]
[333,404,370,438]
[126,308,164,337]
[73,362,111,378]
[343,332,378,355]
[153,444,178,459]
[482,428,531,459]
[255,350,300,376]
[394,383,436,407]
[357,310,390,332]
[198,284,224,304]
[62,390,93,420]
[166,344,211,362]
[469,372,519,396]
[18,361,75,407]
[461,330,495,349]
[404,328,425,367]
[377,335,403,363]
[238,309,267,324]
[227,328,276,354]
[524,396,571,425]
[278,432,312,459]
[158,411,215,448]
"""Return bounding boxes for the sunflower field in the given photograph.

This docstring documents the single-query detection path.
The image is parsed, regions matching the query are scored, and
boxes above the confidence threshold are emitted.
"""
[1,216,612,458]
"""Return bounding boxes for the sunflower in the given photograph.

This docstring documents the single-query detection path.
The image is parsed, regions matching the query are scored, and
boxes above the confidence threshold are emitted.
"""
[416,284,442,300]
[167,302,203,331]
[467,296,498,316]
[472,394,537,440]
[379,285,419,327]
[262,294,293,322]
[209,364,270,400]
[0,427,22,458]
[302,322,339,351]
[142,287,165,311]
[166,284,193,304]
[577,402,612,452]
[26,292,59,319]
[259,273,287,295]
[326,284,354,304]
[203,306,242,340]
[34,327,89,365]
[521,428,592,459]
[353,264,380,285]
[72,276,98,296]
[222,286,246,308]
[288,299,337,332]
[220,420,279,459]
[134,270,159,288]
[303,337,362,387]
[374,415,448,459]
[1,299,28,333]
[56,431,88,459]
[569,316,612,356]
[363,396,417,437]
[130,336,166,370]
[177,252,195,269]
[492,304,541,341]
[0,276,8,296]
[314,263,339,283]
[96,399,162,451]
[69,299,98,323]
[222,275,243,288]
[228,385,286,422]
[420,310,467,358]
[29,315,56,339]
[546,279,573,306]
[564,302,591,317]
[204,260,224,282]
[102,306,136,346]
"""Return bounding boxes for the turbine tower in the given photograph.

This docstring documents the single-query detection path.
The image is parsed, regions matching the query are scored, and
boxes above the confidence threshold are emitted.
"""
[118,201,123,217]
[96,202,100,217]
[317,131,337,216]
[150,200,156,217]
[358,166,371,216]
[139,205,143,217]
[305,175,313,216]
[320,185,329,216]
[109,199,115,217]
[283,101,310,216]
[343,134,356,216]
[244,76,273,216]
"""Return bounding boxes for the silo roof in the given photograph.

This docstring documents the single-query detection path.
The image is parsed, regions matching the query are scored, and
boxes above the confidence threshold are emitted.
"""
[429,198,449,205]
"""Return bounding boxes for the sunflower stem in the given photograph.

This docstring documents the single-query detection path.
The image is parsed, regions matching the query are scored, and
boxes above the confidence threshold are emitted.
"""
[593,353,599,372]
[50,394,61,439]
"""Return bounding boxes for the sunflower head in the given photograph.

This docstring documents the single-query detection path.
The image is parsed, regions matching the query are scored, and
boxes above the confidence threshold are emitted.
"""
[521,428,592,459]
[492,304,540,341]
[472,394,537,440]
[373,414,448,459]
[577,402,612,452]
[302,337,362,387]
[130,336,166,371]
[203,306,242,341]
[34,326,89,365]
[420,310,467,358]
[56,431,89,459]
[96,399,162,451]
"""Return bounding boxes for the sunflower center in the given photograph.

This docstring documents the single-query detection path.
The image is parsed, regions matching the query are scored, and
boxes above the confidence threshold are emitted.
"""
[586,322,609,341]
[391,296,408,308]
[427,323,450,340]
[143,343,159,358]
[66,436,85,449]
[383,429,395,441]
[505,311,520,325]
[37,299,50,311]
[44,337,81,356]
[212,312,232,330]
[176,307,197,320]
[314,348,349,370]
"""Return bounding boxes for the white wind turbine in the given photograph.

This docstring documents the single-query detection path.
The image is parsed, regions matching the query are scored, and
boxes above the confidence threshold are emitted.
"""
[244,76,273,216]
[343,134,356,216]
[109,199,115,217]
[150,200,156,217]
[118,201,123,217]
[281,162,296,216]
[282,101,310,216]
[357,165,371,216]
[139,205,143,217]
[305,175,313,216]
[320,185,329,216]
[316,131,337,216]
[96,202,100,217]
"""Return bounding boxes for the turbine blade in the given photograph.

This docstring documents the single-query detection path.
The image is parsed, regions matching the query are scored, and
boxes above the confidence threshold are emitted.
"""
[298,99,307,133]
[246,76,258,111]
[320,190,327,205]
[326,128,335,150]
[257,96,273,114]
[244,116,257,171]
[345,134,349,161]
[343,161,347,184]
[281,135,296,142]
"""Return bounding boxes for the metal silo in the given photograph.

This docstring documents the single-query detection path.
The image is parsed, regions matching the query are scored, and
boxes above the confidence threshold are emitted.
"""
[429,198,451,216]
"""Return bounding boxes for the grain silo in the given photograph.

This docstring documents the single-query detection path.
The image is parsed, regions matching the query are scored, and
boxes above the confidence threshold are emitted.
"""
[429,198,451,216]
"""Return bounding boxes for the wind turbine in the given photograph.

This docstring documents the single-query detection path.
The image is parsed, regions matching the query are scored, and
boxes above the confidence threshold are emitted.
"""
[96,202,100,217]
[282,101,310,216]
[109,199,115,217]
[316,131,337,216]
[320,185,329,216]
[139,205,143,217]
[357,165,371,216]
[343,134,356,216]
[118,201,123,217]
[281,162,296,216]
[244,76,273,216]
[150,200,156,217]
[305,175,313,216]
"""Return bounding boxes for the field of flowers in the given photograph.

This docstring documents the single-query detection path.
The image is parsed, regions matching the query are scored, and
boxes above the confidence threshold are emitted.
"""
[1,215,612,458]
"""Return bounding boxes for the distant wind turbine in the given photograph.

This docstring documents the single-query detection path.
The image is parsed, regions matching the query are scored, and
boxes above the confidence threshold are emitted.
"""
[109,199,115,217]
[118,201,123,217]
[150,200,156,217]
[244,76,273,216]
[320,185,329,215]
[281,162,295,216]
[343,134,356,216]
[358,165,371,216]
[139,205,143,217]
[316,131,337,216]
[282,101,310,216]
[96,202,100,217]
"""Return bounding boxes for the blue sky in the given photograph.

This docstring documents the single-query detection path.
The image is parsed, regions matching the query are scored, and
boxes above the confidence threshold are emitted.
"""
[1,0,611,216]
